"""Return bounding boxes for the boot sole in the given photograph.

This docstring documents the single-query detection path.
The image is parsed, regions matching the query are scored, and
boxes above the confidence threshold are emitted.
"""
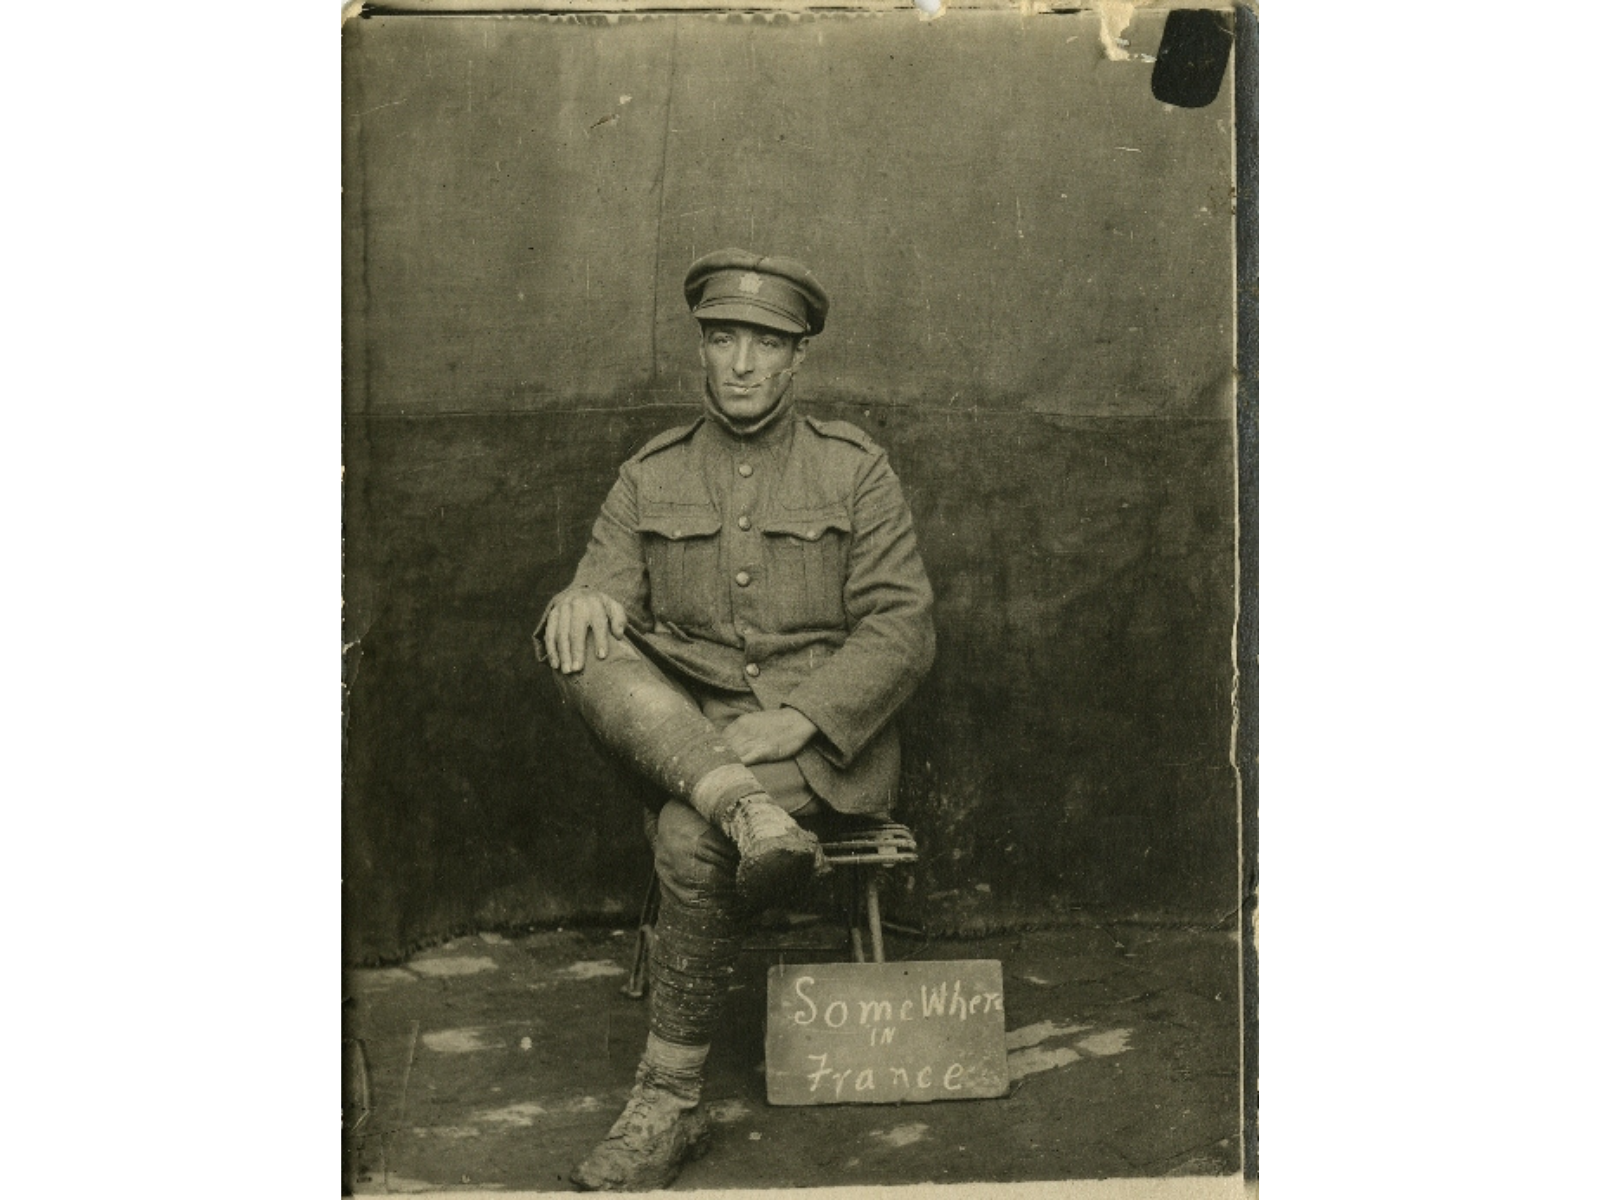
[735,832,820,908]
[570,1112,712,1192]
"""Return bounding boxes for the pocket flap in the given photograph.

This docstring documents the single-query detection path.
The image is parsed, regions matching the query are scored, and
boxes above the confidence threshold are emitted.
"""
[761,509,851,542]
[637,508,723,541]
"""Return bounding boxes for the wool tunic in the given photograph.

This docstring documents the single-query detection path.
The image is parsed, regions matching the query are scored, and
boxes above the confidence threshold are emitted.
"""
[559,404,936,816]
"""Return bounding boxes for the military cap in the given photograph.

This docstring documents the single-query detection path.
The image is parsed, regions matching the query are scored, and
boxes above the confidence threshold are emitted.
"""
[683,249,829,337]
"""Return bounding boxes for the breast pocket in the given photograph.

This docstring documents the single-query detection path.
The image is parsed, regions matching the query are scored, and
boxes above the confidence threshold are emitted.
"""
[761,508,852,631]
[637,506,724,629]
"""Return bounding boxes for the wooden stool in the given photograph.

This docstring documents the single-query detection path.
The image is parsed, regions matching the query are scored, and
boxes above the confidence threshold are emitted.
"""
[822,821,919,964]
[622,821,920,998]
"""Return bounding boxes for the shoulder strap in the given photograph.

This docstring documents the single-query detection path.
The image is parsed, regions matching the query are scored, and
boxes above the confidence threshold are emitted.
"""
[629,417,704,462]
[803,414,880,454]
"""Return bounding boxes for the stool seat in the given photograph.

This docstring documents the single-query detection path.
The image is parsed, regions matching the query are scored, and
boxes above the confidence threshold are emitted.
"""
[622,819,920,998]
[822,821,919,868]
[821,821,917,965]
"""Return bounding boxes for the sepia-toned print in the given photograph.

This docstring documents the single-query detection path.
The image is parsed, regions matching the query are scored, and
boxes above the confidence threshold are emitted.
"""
[343,2,1253,1193]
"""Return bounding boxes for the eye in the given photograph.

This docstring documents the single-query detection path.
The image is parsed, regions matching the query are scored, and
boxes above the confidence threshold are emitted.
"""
[761,337,781,349]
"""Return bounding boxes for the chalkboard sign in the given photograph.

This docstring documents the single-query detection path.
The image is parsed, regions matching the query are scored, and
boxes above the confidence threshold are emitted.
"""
[765,960,1008,1106]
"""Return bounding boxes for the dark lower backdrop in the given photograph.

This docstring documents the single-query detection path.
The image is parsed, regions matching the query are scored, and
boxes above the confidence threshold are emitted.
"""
[343,6,1240,964]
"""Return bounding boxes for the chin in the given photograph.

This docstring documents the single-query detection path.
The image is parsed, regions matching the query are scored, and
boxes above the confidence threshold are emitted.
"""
[715,395,778,422]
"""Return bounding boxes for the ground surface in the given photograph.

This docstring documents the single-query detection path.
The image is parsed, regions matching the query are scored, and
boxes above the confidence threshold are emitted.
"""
[345,921,1241,1194]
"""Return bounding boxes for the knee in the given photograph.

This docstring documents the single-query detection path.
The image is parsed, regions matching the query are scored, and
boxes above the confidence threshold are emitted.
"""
[654,801,737,907]
[553,639,698,736]
[549,634,642,696]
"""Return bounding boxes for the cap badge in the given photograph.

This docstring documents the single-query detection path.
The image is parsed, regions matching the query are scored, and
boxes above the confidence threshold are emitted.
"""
[738,272,764,295]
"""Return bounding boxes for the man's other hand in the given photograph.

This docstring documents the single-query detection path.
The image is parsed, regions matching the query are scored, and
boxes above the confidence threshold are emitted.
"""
[542,588,629,674]
[722,708,818,765]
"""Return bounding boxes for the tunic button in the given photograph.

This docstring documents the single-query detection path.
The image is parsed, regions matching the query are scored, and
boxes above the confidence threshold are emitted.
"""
[745,662,760,678]
[737,463,753,478]
[737,515,751,531]
[735,571,751,587]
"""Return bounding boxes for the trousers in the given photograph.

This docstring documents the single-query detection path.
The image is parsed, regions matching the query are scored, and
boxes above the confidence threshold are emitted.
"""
[552,634,830,1048]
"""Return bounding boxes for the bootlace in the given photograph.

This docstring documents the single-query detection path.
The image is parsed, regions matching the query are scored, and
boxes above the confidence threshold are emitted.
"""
[613,1092,660,1147]
[611,1083,690,1148]
[731,795,810,850]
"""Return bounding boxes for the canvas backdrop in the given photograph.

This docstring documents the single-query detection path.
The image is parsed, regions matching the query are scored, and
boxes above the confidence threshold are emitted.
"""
[343,7,1238,963]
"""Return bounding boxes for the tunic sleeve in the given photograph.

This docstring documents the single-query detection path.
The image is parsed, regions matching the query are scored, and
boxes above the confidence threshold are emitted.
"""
[534,465,652,650]
[778,453,936,765]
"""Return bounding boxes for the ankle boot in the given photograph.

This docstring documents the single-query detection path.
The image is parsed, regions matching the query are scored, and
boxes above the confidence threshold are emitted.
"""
[717,794,825,907]
[571,1064,711,1191]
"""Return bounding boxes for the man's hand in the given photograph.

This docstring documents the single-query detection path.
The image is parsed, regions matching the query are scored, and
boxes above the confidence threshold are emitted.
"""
[542,587,629,674]
[722,707,818,765]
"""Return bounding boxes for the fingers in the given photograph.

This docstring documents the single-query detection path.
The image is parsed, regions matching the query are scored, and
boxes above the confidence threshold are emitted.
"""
[591,596,627,660]
[542,609,558,669]
[547,604,566,671]
[729,713,811,765]
[721,716,756,763]
[738,735,781,764]
[736,739,785,766]
[556,604,576,672]
[544,591,631,675]
[578,596,615,665]
[557,600,581,673]
[566,604,586,673]
[724,717,778,765]
[729,732,767,766]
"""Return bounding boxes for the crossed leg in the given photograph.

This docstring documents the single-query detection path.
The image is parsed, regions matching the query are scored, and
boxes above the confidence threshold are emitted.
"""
[551,634,827,1191]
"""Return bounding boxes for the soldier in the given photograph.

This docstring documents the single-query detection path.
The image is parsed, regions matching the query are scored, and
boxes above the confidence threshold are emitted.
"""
[538,249,936,1190]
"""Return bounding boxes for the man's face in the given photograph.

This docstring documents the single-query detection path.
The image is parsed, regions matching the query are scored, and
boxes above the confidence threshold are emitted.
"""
[698,321,808,428]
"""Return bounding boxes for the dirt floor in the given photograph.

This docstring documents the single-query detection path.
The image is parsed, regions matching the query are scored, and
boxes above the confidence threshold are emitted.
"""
[344,919,1243,1194]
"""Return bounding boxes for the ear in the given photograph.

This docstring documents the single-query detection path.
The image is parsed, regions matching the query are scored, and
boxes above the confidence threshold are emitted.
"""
[792,337,809,371]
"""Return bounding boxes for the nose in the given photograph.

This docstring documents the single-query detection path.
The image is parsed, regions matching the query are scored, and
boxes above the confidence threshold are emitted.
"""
[731,336,754,376]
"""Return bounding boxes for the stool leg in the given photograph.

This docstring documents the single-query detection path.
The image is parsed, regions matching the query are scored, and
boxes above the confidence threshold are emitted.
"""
[846,871,867,963]
[622,872,660,999]
[343,1035,371,1193]
[865,872,886,963]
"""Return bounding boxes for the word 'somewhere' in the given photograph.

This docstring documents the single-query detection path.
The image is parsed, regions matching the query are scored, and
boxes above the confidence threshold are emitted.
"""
[765,961,1008,1106]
